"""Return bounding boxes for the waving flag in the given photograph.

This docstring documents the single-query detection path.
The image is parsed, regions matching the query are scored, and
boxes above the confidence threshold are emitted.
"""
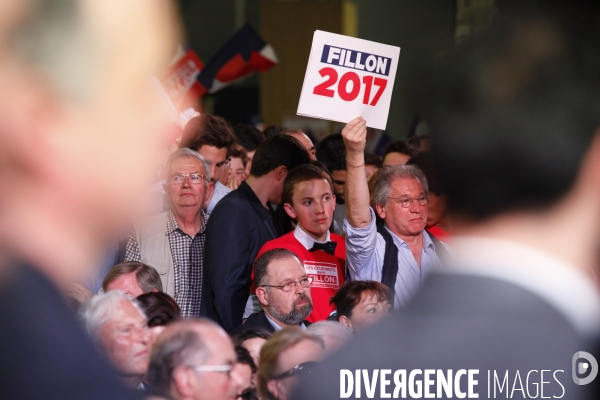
[197,24,278,94]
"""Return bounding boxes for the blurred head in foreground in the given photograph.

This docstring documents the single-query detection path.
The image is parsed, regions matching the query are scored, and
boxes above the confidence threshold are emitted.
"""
[0,0,180,284]
[330,280,392,333]
[147,318,244,400]
[428,4,600,277]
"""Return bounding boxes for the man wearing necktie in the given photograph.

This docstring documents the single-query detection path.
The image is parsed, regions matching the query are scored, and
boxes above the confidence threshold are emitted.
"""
[249,164,346,323]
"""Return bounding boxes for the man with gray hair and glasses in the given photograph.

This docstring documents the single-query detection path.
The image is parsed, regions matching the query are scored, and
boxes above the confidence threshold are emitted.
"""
[147,318,245,400]
[126,148,213,317]
[341,118,448,308]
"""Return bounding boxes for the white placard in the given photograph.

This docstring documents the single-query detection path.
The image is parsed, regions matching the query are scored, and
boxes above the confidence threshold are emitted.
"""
[297,30,400,130]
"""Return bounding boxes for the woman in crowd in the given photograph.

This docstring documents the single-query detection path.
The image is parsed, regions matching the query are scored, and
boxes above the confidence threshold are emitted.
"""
[330,280,392,333]
[136,292,181,344]
[257,328,323,400]
[234,327,272,366]
[234,345,259,400]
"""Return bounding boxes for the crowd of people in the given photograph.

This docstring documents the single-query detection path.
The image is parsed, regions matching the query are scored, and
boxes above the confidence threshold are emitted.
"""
[68,107,434,399]
[3,1,600,400]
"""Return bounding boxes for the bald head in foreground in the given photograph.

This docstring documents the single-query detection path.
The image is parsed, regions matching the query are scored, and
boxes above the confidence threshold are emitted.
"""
[148,318,246,400]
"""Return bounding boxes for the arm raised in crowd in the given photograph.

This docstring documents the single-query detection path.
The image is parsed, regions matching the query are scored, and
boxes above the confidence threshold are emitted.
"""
[342,117,371,228]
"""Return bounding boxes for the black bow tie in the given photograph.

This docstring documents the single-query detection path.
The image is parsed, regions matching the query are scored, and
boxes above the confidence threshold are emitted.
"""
[309,241,337,255]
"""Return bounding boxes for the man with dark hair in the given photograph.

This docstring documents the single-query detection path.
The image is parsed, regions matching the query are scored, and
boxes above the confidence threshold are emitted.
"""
[234,124,266,179]
[382,140,417,166]
[102,261,163,296]
[316,133,347,233]
[364,152,382,181]
[204,135,311,332]
[231,249,313,335]
[147,318,244,400]
[295,4,600,399]
[185,115,237,214]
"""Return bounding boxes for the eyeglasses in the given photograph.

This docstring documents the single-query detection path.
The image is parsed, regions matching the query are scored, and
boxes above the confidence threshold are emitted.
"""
[188,364,233,377]
[261,277,312,292]
[387,195,428,208]
[169,173,208,185]
[271,362,319,380]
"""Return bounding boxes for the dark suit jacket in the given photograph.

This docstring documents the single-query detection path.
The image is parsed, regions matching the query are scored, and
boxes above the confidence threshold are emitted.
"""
[203,182,283,332]
[0,263,138,399]
[230,310,276,336]
[230,310,312,337]
[294,273,597,399]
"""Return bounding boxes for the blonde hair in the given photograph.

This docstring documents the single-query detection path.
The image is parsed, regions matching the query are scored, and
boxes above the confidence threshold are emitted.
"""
[257,327,324,400]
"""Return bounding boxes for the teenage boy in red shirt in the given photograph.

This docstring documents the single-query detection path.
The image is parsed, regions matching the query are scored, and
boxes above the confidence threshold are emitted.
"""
[251,164,346,322]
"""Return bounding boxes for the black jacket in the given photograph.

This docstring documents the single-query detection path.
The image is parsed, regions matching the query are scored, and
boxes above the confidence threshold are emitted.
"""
[230,310,311,337]
[230,310,277,336]
[202,182,283,332]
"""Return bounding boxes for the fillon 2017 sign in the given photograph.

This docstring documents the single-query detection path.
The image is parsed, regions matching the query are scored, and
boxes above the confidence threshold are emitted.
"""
[297,30,400,130]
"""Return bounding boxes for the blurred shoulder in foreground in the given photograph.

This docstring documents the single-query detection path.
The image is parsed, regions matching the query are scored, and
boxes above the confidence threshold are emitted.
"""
[0,0,180,397]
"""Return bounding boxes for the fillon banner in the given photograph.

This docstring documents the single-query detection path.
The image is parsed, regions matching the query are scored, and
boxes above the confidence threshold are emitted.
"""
[297,30,400,130]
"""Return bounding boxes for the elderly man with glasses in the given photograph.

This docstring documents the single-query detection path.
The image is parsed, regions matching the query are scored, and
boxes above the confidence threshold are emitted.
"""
[125,148,213,317]
[341,118,449,308]
[231,249,314,335]
[147,318,245,400]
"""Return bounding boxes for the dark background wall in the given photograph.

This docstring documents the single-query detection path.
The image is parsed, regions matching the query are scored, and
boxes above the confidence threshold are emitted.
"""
[176,0,456,140]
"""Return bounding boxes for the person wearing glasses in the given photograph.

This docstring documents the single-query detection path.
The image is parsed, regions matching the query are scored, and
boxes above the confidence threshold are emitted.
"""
[258,327,324,400]
[231,249,314,335]
[341,118,448,308]
[147,319,245,400]
[184,114,237,215]
[125,148,213,317]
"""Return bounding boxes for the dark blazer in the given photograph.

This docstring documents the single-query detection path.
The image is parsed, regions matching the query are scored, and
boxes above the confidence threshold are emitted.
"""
[230,310,276,336]
[0,263,138,399]
[230,310,312,337]
[294,273,597,399]
[202,182,283,332]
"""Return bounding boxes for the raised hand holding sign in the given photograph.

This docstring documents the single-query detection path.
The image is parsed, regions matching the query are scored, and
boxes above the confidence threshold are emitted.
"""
[297,31,400,130]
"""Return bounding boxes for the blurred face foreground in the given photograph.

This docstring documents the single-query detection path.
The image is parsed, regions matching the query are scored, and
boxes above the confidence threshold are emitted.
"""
[0,0,180,284]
